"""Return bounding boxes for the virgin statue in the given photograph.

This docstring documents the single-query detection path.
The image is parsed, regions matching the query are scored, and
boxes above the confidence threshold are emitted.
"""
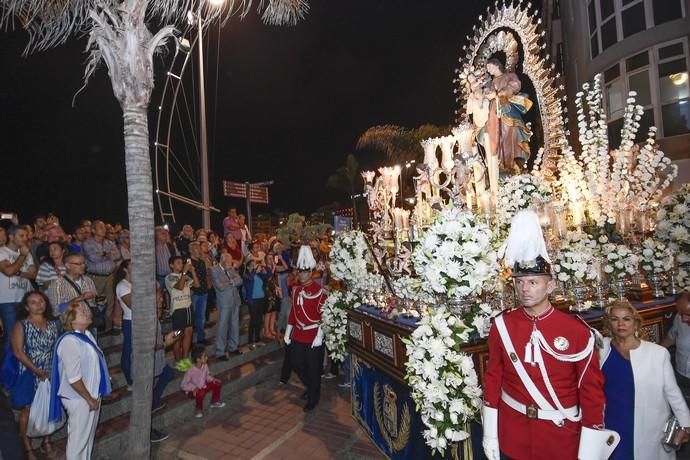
[477,58,533,193]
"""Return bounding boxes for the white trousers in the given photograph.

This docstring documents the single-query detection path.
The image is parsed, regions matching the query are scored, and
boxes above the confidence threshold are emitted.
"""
[62,398,100,460]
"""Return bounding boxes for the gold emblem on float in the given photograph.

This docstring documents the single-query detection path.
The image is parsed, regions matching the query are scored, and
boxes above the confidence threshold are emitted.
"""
[374,382,411,452]
[553,336,569,351]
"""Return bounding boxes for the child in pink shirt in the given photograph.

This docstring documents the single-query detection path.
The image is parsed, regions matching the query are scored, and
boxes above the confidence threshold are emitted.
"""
[180,345,225,417]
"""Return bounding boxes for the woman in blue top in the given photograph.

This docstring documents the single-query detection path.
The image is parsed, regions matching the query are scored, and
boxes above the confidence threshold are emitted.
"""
[601,300,690,459]
[242,258,271,349]
[10,291,60,459]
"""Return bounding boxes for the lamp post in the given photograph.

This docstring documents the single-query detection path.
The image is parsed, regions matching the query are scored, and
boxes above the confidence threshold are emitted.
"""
[192,0,225,230]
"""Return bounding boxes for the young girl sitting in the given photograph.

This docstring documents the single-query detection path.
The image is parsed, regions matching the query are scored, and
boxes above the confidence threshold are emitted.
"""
[180,345,225,418]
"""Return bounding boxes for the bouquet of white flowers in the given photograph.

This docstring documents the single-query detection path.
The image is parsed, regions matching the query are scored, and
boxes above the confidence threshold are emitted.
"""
[321,290,361,362]
[495,174,553,228]
[552,232,598,283]
[600,242,639,279]
[329,230,370,287]
[640,238,673,274]
[404,306,487,455]
[656,184,690,280]
[412,208,499,300]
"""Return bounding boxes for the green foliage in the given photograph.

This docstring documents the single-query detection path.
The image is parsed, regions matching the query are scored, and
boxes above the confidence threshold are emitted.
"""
[356,124,452,164]
[326,153,360,195]
[276,212,332,246]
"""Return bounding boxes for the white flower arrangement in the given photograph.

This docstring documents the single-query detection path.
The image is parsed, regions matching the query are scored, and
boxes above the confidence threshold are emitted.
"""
[656,184,690,286]
[599,241,639,279]
[412,207,499,300]
[329,230,371,287]
[404,306,491,455]
[392,275,436,306]
[556,75,676,227]
[640,238,673,274]
[552,231,598,283]
[495,174,553,228]
[321,290,361,363]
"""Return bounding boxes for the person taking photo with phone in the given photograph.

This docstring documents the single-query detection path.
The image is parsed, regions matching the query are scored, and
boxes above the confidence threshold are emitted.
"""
[165,256,199,371]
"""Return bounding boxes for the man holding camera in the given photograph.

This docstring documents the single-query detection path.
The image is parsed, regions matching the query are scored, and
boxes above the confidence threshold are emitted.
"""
[83,220,122,332]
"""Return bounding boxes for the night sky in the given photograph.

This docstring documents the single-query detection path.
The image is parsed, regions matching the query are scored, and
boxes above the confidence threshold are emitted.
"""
[1,0,498,232]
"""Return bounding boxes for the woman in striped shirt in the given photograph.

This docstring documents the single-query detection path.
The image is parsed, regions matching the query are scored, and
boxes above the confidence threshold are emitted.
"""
[35,241,66,291]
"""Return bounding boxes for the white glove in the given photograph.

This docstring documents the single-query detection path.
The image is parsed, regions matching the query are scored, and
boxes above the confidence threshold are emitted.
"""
[284,325,293,345]
[311,327,324,348]
[578,426,620,460]
[482,406,500,460]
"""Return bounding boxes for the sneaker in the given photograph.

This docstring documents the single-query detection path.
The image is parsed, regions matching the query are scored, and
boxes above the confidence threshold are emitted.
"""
[126,385,133,392]
[178,358,193,371]
[338,382,352,389]
[152,402,166,413]
[209,401,226,409]
[255,342,266,348]
[197,339,211,346]
[194,410,203,418]
[150,429,169,443]
[323,372,336,380]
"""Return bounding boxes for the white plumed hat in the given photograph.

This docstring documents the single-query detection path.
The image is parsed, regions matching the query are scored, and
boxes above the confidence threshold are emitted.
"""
[499,210,551,276]
[296,245,317,270]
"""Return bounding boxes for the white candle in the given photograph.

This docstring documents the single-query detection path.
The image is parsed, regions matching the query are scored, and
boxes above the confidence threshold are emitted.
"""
[479,192,492,215]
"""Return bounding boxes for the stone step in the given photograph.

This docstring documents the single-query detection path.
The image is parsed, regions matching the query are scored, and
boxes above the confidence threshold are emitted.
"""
[42,346,285,456]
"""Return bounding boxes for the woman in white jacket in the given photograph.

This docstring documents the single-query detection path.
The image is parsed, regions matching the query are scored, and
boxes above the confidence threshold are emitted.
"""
[600,300,690,459]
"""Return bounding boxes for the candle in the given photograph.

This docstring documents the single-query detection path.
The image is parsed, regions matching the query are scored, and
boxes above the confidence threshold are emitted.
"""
[440,136,455,171]
[466,187,475,210]
[571,203,584,228]
[479,192,492,215]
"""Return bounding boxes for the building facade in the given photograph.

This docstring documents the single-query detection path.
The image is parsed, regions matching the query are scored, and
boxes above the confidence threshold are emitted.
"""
[554,0,690,182]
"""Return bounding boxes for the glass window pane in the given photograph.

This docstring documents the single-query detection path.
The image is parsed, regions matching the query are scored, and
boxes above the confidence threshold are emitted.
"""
[659,59,689,104]
[588,0,597,33]
[622,3,647,38]
[599,0,615,19]
[659,43,684,61]
[653,0,683,26]
[601,18,618,50]
[662,101,690,137]
[591,33,600,59]
[634,108,655,143]
[604,64,620,82]
[626,51,649,72]
[606,80,626,119]
[608,118,624,147]
[629,70,652,106]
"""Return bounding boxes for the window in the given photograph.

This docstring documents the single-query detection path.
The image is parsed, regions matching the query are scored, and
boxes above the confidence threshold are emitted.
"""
[588,0,685,59]
[652,0,683,25]
[604,39,690,140]
[658,42,690,136]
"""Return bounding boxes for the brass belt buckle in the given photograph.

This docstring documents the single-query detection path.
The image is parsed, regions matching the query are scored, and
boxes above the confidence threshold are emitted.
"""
[526,403,538,420]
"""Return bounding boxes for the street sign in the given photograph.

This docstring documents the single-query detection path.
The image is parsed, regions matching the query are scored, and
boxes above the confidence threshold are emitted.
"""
[223,181,269,204]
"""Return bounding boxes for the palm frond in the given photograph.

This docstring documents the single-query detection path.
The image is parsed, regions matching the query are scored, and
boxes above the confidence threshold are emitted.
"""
[260,0,308,26]
[356,124,452,164]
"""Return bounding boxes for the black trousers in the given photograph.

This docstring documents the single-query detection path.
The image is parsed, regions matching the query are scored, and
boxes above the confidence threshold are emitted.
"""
[280,344,293,383]
[248,298,266,343]
[290,341,324,407]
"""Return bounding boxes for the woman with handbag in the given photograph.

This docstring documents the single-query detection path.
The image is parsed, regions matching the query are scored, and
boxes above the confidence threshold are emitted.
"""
[10,291,60,459]
[601,300,690,459]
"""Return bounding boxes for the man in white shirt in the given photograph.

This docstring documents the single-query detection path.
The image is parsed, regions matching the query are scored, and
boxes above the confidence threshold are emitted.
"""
[663,291,690,403]
[0,225,37,359]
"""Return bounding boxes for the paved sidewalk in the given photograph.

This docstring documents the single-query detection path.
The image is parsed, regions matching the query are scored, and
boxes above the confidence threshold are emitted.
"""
[153,371,384,460]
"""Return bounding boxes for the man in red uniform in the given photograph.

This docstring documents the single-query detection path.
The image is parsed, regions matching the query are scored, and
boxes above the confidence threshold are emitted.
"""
[482,211,618,460]
[284,246,327,412]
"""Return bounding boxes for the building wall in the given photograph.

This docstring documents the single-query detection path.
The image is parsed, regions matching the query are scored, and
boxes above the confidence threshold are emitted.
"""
[558,0,690,184]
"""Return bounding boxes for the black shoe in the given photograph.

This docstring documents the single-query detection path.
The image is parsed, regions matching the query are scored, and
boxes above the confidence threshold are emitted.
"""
[227,350,242,356]
[152,402,166,413]
[301,390,308,400]
[303,402,317,412]
[216,355,229,362]
[197,339,211,346]
[150,429,169,443]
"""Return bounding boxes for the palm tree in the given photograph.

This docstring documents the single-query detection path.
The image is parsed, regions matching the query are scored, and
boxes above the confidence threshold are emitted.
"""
[326,153,360,197]
[356,123,452,164]
[0,0,307,456]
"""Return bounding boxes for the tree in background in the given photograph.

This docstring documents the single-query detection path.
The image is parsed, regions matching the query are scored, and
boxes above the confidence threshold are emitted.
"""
[0,0,308,456]
[357,124,451,164]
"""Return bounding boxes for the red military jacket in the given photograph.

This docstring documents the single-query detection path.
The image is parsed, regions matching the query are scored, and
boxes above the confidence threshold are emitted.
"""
[483,305,605,460]
[287,280,326,344]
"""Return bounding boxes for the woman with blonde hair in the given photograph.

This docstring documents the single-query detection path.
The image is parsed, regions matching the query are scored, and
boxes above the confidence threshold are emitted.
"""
[600,300,690,459]
[48,300,111,459]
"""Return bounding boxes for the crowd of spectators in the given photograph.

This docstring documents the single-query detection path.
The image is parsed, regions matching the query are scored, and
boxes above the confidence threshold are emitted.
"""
[0,208,338,459]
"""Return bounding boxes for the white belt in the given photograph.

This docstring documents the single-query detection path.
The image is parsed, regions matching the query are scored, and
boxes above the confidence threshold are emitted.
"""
[296,323,319,331]
[501,390,580,424]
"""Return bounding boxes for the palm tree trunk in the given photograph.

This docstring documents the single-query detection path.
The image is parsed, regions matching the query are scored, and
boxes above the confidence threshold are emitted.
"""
[123,104,156,458]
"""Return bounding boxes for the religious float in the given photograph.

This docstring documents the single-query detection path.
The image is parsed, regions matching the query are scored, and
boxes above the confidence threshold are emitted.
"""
[319,2,688,459]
